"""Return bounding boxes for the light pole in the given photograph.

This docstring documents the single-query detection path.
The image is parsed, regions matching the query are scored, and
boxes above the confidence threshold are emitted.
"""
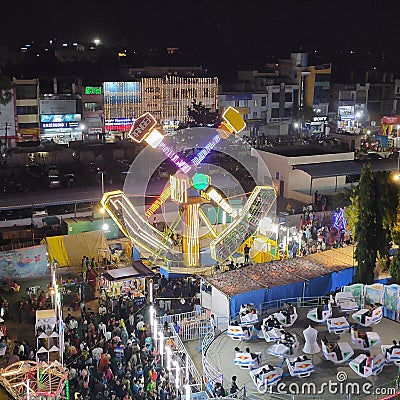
[99,171,109,232]
[393,152,400,181]
[159,331,164,366]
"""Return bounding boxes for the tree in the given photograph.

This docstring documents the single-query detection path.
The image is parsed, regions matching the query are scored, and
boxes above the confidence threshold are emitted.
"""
[354,164,378,284]
[187,100,220,127]
[347,167,398,284]
[344,189,358,238]
[387,250,400,284]
[0,75,12,109]
[374,171,398,259]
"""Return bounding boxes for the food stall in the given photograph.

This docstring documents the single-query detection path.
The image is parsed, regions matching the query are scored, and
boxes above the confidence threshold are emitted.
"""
[100,262,154,311]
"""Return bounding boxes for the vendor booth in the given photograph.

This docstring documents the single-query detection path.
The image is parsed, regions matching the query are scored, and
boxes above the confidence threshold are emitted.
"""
[100,262,154,311]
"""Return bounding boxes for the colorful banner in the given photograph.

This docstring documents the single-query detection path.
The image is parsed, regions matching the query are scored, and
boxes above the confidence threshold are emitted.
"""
[364,284,384,306]
[0,245,48,278]
[343,283,364,307]
[383,285,400,311]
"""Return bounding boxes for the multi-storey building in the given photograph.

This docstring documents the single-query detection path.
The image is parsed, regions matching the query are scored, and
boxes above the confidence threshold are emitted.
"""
[39,94,83,144]
[330,83,369,132]
[13,78,40,142]
[81,85,104,140]
[0,88,18,149]
[217,92,268,136]
[103,67,218,136]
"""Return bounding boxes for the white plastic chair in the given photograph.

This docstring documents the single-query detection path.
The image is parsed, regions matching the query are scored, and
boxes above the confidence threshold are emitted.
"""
[274,306,298,327]
[268,332,299,358]
[350,327,381,350]
[234,351,261,369]
[381,344,400,365]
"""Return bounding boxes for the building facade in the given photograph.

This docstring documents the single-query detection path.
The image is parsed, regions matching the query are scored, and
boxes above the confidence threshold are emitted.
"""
[39,94,83,144]
[103,76,218,136]
[13,78,40,142]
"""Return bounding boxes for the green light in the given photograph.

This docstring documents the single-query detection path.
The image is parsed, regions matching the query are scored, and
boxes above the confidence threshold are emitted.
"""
[192,173,209,190]
[85,86,102,95]
[65,379,70,400]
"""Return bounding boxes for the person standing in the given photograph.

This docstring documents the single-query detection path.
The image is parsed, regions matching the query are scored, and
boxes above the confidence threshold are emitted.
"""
[17,300,24,324]
[210,314,216,332]
[243,244,250,263]
[230,375,239,397]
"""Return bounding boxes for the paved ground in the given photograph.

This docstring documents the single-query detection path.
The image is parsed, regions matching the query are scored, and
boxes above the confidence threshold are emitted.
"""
[189,307,400,399]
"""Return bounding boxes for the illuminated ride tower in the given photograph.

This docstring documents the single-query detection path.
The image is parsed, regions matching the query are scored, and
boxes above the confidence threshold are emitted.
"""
[100,108,277,273]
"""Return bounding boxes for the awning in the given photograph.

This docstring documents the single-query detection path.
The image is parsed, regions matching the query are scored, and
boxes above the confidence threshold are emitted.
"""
[102,262,154,282]
[42,216,61,225]
[292,159,397,179]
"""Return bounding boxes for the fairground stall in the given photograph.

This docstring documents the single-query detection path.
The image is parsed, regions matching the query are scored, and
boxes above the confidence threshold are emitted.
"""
[201,246,356,322]
[100,263,154,311]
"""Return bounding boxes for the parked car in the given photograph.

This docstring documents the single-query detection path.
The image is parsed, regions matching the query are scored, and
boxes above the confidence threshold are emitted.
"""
[0,278,20,293]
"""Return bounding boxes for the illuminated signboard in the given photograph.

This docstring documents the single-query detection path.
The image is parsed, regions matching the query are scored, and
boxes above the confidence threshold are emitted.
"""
[145,186,171,218]
[40,114,81,123]
[158,142,192,174]
[85,86,102,95]
[191,135,221,166]
[222,106,246,133]
[40,122,80,129]
[206,187,234,216]
[127,112,157,143]
[105,118,135,132]
[192,173,209,191]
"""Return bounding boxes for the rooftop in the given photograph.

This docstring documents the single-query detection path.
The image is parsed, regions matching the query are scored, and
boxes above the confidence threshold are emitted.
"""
[263,145,348,157]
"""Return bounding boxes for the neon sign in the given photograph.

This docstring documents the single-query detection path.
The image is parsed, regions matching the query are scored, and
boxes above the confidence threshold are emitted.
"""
[128,112,157,143]
[206,187,235,216]
[145,186,171,218]
[158,142,192,174]
[191,135,221,166]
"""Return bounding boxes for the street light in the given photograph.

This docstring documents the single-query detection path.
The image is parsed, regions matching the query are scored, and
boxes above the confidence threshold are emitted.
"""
[159,331,164,366]
[394,152,400,181]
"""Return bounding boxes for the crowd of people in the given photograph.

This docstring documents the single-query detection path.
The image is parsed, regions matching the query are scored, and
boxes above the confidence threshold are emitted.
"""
[2,273,204,400]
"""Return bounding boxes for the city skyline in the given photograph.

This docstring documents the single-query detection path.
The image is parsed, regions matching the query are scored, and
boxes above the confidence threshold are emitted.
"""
[2,0,400,79]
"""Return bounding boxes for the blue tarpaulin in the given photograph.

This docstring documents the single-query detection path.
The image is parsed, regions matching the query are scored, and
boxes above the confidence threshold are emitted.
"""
[331,268,355,292]
[306,274,333,297]
[229,267,356,318]
[230,288,267,317]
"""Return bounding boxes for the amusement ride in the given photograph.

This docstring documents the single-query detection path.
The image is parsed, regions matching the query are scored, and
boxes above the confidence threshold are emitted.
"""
[100,107,278,273]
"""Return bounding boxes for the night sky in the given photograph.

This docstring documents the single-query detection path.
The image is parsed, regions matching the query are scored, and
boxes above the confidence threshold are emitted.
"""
[2,0,400,80]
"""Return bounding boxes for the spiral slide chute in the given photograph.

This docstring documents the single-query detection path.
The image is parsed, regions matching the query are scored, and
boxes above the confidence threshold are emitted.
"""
[100,190,174,256]
[210,186,276,262]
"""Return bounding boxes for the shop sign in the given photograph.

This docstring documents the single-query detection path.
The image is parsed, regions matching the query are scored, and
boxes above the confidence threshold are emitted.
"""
[133,296,146,308]
[313,116,327,122]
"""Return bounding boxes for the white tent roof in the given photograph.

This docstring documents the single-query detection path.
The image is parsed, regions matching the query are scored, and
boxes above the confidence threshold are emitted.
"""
[37,347,48,354]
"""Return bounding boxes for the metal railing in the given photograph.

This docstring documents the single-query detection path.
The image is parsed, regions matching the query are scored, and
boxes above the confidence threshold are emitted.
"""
[157,308,209,339]
[202,329,224,397]
[167,323,203,392]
